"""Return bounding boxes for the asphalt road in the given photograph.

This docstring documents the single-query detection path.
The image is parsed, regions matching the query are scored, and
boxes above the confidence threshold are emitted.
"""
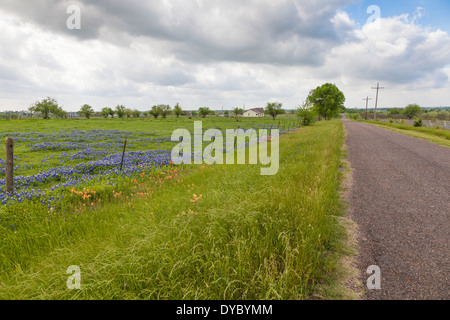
[343,117,449,300]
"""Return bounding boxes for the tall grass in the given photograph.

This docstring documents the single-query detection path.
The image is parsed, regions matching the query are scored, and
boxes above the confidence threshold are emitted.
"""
[0,120,346,299]
[363,120,450,140]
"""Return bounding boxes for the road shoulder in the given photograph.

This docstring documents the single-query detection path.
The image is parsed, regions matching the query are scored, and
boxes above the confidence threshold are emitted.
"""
[331,122,365,299]
[361,121,450,148]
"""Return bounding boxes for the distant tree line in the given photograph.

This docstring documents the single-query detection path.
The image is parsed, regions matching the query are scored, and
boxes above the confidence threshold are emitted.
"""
[347,104,450,121]
[14,87,353,125]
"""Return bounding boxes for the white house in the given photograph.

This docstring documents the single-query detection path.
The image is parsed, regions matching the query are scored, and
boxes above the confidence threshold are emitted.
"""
[243,108,265,117]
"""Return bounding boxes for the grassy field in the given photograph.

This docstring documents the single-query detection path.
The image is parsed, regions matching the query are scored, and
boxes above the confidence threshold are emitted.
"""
[357,120,450,148]
[0,116,351,299]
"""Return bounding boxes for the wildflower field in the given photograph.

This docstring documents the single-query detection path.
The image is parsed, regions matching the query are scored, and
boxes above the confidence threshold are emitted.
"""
[0,116,350,299]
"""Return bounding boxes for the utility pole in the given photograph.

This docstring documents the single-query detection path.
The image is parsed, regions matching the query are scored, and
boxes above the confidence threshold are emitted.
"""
[363,97,372,120]
[371,82,384,121]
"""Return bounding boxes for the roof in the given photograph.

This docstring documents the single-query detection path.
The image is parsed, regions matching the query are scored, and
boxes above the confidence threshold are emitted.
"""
[245,108,265,114]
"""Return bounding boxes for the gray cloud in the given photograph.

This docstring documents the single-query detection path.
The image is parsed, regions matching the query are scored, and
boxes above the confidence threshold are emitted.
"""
[0,1,449,111]
[0,0,355,66]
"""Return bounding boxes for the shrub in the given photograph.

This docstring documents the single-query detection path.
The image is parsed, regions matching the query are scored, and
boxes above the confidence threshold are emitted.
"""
[297,105,315,126]
[413,118,423,127]
[404,104,422,119]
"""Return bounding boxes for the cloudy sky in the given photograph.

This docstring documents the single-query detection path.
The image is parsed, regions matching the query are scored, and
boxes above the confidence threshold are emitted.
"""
[0,0,449,112]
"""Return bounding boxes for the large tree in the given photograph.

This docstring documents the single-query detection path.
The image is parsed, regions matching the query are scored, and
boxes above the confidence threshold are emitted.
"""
[150,105,162,118]
[115,105,126,118]
[306,83,345,120]
[101,107,114,118]
[198,107,211,118]
[29,97,66,119]
[265,102,284,120]
[159,104,172,118]
[79,104,95,119]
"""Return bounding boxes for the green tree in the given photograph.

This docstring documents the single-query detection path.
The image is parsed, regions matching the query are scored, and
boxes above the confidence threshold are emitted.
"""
[132,109,141,118]
[54,108,67,119]
[115,105,126,118]
[436,111,449,120]
[306,83,345,120]
[296,102,315,126]
[101,107,114,118]
[265,102,284,120]
[125,108,133,118]
[79,104,95,119]
[387,108,401,116]
[198,107,211,118]
[191,111,198,117]
[28,97,65,119]
[404,104,422,119]
[150,105,161,118]
[159,104,171,118]
[174,103,183,118]
[233,108,244,121]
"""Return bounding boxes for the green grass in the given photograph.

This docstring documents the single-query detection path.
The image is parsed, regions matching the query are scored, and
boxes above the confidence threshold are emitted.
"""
[0,116,299,176]
[357,120,450,148]
[0,118,350,299]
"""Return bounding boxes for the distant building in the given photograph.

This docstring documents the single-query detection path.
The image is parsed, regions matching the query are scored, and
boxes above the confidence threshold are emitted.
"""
[243,108,265,117]
[68,112,81,118]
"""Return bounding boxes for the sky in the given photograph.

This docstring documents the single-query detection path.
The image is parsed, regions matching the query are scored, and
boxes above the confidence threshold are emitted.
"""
[0,0,449,112]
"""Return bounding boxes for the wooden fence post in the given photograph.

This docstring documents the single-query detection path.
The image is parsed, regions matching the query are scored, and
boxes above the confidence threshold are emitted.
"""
[120,136,128,171]
[5,137,14,194]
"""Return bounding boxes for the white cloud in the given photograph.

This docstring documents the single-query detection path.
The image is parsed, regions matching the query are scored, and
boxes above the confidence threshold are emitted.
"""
[413,7,424,23]
[322,13,450,107]
[0,1,449,111]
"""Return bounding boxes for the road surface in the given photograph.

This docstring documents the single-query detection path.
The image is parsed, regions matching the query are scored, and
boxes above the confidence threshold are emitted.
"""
[343,117,449,300]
